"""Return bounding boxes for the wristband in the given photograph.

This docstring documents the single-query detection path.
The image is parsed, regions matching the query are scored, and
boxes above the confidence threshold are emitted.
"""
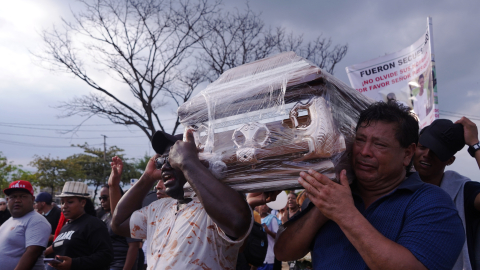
[468,142,480,157]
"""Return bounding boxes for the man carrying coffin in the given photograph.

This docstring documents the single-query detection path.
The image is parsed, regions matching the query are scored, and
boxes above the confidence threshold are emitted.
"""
[275,101,465,270]
[112,130,274,269]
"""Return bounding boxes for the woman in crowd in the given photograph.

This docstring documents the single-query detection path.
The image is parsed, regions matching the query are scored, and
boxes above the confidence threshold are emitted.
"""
[286,192,300,218]
[0,198,11,226]
[278,192,301,224]
[48,181,113,270]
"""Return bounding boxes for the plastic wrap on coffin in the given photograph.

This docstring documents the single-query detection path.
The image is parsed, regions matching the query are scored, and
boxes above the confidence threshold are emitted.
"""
[178,52,373,193]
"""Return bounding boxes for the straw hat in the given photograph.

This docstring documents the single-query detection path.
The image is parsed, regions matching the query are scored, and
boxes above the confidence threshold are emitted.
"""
[57,181,91,198]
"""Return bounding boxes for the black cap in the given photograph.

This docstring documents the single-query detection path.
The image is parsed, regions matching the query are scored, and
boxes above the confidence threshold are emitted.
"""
[35,192,53,203]
[419,119,465,162]
[151,131,183,154]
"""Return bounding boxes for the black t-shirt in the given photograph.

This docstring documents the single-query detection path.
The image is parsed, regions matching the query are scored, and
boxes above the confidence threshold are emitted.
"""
[0,209,11,226]
[463,181,480,269]
[44,206,61,235]
[96,206,106,218]
[101,212,141,270]
[52,213,113,270]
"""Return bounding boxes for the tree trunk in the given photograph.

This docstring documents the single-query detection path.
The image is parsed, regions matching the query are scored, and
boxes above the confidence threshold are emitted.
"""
[92,181,100,203]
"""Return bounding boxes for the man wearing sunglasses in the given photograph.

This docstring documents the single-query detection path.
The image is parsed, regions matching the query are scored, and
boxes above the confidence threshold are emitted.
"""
[112,130,263,270]
[100,183,142,270]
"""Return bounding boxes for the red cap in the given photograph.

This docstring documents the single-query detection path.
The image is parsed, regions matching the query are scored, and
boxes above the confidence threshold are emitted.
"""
[3,180,34,196]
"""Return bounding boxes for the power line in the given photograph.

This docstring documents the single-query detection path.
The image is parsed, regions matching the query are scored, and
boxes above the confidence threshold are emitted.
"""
[0,132,146,139]
[441,115,480,123]
[0,118,178,126]
[439,110,478,117]
[0,122,117,127]
[0,139,102,148]
[116,144,152,147]
[440,111,480,122]
[439,110,479,119]
[0,124,142,132]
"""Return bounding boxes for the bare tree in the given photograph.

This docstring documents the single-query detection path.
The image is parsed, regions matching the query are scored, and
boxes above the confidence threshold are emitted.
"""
[197,5,348,81]
[195,5,279,82]
[276,31,348,75]
[35,0,347,138]
[34,0,219,139]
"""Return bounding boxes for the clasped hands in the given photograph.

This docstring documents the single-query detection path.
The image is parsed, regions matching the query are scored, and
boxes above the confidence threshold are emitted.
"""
[298,169,355,223]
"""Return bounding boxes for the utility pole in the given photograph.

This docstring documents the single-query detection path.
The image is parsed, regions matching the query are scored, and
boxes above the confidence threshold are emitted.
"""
[101,135,107,185]
[101,135,107,161]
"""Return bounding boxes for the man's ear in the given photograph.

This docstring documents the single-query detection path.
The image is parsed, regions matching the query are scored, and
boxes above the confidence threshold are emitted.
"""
[403,143,417,167]
[446,156,456,166]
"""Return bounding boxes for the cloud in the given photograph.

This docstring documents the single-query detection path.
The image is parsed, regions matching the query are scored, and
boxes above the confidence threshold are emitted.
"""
[2,0,480,183]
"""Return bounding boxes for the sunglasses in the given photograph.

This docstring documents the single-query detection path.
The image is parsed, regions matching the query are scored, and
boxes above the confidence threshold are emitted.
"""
[155,155,169,169]
[99,196,109,201]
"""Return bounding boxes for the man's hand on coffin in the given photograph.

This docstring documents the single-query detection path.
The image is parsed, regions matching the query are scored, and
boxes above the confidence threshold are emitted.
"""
[247,191,281,208]
[298,169,355,224]
[168,129,252,239]
[168,129,199,171]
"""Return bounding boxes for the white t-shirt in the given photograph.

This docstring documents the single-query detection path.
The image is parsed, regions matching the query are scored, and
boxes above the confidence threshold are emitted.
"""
[0,210,51,270]
[130,197,252,270]
[414,89,427,121]
[261,215,279,264]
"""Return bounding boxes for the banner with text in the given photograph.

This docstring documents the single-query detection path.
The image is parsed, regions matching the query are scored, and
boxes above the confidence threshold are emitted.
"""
[346,17,438,129]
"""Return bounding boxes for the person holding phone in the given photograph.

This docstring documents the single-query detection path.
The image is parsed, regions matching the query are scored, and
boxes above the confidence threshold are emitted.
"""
[49,181,113,270]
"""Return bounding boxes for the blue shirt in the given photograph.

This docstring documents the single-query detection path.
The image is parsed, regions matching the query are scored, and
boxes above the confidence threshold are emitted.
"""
[310,172,464,270]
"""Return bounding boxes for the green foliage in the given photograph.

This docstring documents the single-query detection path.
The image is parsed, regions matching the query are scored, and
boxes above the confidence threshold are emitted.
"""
[28,144,141,200]
[72,143,141,201]
[134,153,151,174]
[29,155,85,194]
[0,152,35,192]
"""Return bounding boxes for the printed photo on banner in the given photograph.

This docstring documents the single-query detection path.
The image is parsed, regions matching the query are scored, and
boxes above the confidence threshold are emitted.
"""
[409,68,434,122]
[345,17,438,129]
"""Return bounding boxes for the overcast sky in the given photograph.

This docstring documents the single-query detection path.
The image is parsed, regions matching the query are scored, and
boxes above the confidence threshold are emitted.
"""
[1,0,479,181]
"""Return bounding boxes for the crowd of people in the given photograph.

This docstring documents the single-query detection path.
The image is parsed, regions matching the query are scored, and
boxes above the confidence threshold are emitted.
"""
[1,101,480,270]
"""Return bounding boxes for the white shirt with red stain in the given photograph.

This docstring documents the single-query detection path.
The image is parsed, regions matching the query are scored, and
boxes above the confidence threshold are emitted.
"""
[130,197,252,270]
